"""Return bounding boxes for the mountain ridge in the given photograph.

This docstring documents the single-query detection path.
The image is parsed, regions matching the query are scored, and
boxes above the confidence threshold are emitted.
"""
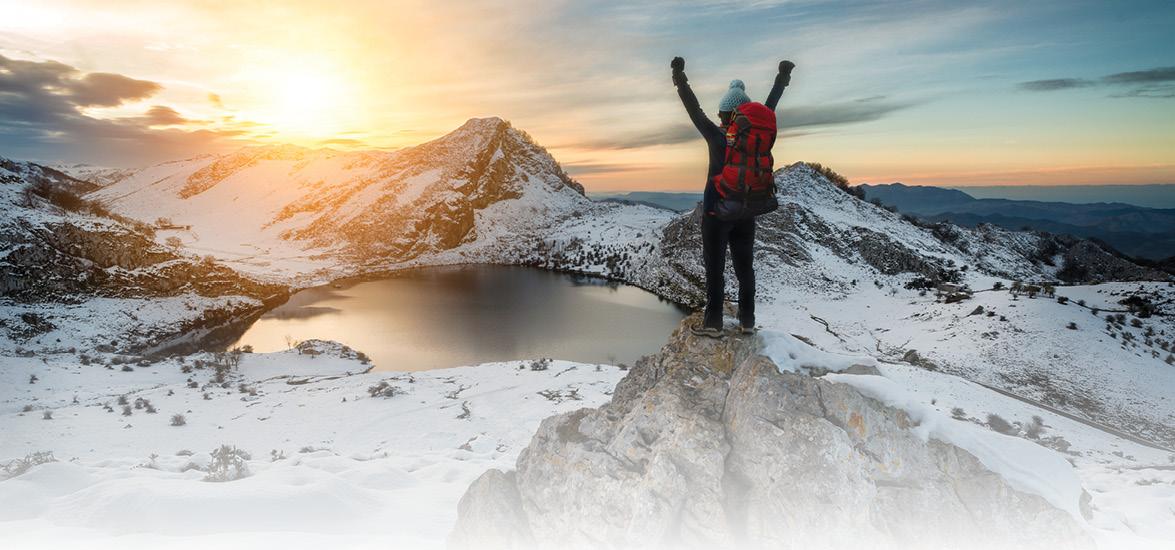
[860,182,1175,260]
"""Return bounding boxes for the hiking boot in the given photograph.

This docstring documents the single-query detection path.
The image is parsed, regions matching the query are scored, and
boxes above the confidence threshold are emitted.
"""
[690,325,724,339]
[738,323,757,335]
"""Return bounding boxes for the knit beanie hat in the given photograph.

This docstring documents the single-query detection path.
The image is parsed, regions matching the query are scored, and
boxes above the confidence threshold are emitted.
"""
[718,79,751,113]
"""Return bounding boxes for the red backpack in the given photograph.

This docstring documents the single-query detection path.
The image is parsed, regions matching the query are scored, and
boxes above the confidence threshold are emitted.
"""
[713,101,779,220]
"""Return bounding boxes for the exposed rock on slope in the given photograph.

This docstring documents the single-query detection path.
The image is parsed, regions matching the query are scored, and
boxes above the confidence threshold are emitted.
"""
[644,163,1168,306]
[89,118,588,275]
[450,316,1091,550]
[1,157,284,303]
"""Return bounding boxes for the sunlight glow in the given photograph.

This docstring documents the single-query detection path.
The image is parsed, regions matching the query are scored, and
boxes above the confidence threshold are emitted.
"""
[243,59,361,141]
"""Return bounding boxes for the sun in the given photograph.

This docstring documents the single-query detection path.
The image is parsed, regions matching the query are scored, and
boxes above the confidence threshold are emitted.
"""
[241,60,361,141]
[268,69,349,137]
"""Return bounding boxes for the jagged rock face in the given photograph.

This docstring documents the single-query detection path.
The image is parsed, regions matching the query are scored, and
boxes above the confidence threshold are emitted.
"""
[450,316,1091,550]
[321,118,587,262]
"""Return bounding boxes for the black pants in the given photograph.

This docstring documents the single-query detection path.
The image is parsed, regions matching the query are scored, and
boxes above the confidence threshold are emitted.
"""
[701,214,755,329]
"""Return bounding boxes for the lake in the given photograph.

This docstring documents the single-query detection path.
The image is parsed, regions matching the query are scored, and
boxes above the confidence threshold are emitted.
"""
[227,265,689,371]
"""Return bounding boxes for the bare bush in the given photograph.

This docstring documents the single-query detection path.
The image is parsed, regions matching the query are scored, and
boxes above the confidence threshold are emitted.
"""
[203,445,251,482]
[367,381,402,398]
[1,451,57,479]
[986,414,1017,436]
[1025,416,1046,439]
[211,348,243,383]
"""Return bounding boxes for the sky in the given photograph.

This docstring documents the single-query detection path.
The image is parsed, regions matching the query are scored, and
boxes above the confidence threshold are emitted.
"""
[0,0,1173,192]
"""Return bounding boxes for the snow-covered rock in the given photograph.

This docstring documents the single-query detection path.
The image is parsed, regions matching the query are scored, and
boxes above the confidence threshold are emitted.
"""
[451,315,1093,549]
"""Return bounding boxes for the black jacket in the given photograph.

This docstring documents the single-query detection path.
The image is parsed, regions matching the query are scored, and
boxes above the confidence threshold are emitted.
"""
[675,72,788,213]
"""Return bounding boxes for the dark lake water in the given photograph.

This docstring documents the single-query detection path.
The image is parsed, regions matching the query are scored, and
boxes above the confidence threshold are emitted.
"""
[228,265,689,371]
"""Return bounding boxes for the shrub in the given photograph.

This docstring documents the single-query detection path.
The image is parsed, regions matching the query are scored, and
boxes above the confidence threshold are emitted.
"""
[367,381,402,398]
[25,180,86,212]
[986,414,1017,435]
[1025,416,1045,439]
[806,162,864,199]
[203,445,251,482]
[1066,322,1078,330]
[1,451,57,479]
[992,281,1004,291]
[1120,295,1156,318]
[211,349,243,383]
[170,414,186,426]
[951,407,967,420]
[529,357,552,371]
[42,410,52,420]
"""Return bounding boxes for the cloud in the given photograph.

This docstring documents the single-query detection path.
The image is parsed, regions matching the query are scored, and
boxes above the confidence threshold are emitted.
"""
[0,54,243,166]
[68,72,161,107]
[139,105,189,125]
[779,96,919,129]
[566,96,916,150]
[1017,66,1175,98]
[1017,78,1094,91]
[1101,66,1175,84]
[317,137,365,147]
[570,123,699,150]
[562,162,653,175]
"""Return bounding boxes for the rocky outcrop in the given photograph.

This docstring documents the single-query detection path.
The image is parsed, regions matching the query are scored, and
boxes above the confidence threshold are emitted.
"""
[450,316,1092,550]
[1,157,286,304]
[1056,238,1169,283]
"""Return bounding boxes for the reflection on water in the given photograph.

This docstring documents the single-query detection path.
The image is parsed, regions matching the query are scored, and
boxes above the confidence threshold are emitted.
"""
[227,265,689,371]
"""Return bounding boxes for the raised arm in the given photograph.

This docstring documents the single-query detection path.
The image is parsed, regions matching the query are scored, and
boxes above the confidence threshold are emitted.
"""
[671,57,721,141]
[764,60,795,111]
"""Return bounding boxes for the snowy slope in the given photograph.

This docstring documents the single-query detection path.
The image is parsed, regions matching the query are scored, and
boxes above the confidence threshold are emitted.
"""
[49,162,136,187]
[89,118,593,284]
[3,117,1173,548]
[0,342,625,548]
[1,157,286,355]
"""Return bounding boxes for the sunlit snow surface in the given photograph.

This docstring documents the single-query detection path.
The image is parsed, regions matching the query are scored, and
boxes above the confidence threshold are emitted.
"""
[3,150,1173,548]
[1,349,625,549]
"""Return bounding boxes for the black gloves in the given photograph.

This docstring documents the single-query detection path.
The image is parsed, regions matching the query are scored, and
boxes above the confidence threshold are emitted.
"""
[779,60,795,86]
[671,56,687,86]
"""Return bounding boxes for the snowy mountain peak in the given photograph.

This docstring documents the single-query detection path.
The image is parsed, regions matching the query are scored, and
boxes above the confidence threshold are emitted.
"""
[84,117,588,275]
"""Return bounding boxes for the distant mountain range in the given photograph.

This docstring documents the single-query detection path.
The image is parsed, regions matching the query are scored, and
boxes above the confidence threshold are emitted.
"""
[591,191,702,212]
[959,184,1175,209]
[859,183,1175,261]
